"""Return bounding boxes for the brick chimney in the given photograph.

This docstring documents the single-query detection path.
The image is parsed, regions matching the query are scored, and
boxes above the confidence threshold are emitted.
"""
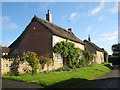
[46,10,52,22]
[88,35,91,42]
[68,28,72,32]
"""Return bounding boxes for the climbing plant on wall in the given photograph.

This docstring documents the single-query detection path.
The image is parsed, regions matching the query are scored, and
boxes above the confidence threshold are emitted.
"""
[53,41,83,68]
[80,50,93,67]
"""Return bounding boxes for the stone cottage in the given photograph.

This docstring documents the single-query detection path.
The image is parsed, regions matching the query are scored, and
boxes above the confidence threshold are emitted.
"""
[8,10,85,69]
[83,36,104,64]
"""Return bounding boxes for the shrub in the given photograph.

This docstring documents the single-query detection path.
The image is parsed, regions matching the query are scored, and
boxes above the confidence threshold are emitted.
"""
[39,54,52,71]
[21,51,39,75]
[80,50,93,67]
[4,72,15,76]
[56,66,71,71]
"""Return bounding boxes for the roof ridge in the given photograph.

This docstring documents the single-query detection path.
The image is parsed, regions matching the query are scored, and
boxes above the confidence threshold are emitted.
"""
[33,15,84,44]
[84,40,103,52]
[34,15,71,32]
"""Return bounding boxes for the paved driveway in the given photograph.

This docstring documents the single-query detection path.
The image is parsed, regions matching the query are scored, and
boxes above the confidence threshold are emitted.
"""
[70,65,120,88]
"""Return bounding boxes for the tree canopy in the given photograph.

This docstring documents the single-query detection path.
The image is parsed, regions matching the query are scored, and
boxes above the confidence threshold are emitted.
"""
[53,41,83,68]
[112,43,120,56]
[109,43,120,65]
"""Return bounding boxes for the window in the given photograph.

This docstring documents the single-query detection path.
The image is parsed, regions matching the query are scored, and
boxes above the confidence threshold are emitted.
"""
[57,54,62,61]
[54,36,60,45]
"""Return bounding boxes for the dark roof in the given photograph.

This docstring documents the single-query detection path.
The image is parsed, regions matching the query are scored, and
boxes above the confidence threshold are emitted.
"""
[9,15,85,48]
[33,15,84,44]
[1,47,9,53]
[84,40,104,52]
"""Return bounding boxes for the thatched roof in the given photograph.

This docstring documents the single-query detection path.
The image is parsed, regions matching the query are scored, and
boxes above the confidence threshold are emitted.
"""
[84,40,104,52]
[32,15,84,44]
[9,15,85,48]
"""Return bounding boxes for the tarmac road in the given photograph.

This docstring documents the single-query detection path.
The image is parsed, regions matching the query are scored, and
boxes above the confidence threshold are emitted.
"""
[2,78,44,89]
[70,65,120,88]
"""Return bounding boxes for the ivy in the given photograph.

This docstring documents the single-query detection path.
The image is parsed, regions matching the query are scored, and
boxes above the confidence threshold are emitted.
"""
[53,41,83,68]
[80,50,93,67]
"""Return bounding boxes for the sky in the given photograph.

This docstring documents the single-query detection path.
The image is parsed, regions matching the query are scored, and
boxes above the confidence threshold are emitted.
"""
[1,1,119,55]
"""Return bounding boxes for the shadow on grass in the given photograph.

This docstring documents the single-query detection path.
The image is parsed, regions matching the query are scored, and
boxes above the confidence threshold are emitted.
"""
[46,65,120,88]
[46,77,120,88]
[104,64,120,71]
[104,64,113,69]
[46,78,87,88]
[70,77,120,88]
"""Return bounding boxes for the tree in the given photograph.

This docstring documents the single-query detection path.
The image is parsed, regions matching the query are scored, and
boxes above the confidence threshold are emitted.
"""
[112,43,120,56]
[21,51,39,75]
[109,43,120,65]
[53,41,83,68]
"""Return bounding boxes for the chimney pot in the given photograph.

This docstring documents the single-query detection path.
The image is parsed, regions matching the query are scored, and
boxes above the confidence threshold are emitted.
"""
[88,35,91,42]
[68,28,72,32]
[46,10,52,22]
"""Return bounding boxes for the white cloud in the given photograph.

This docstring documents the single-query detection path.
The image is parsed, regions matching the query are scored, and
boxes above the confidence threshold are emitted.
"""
[101,36,117,41]
[97,16,104,22]
[86,26,92,33]
[69,12,78,20]
[99,31,118,42]
[37,3,55,13]
[108,2,118,13]
[114,30,119,35]
[90,2,104,15]
[2,16,18,30]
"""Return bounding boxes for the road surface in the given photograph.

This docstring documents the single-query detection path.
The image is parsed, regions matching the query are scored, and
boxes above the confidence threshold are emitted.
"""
[2,78,44,89]
[70,65,120,88]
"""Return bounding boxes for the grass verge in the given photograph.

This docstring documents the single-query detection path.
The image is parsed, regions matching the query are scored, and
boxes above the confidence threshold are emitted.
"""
[2,63,112,88]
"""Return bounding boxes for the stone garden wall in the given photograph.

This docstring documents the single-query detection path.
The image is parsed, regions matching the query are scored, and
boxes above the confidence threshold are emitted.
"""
[1,57,63,75]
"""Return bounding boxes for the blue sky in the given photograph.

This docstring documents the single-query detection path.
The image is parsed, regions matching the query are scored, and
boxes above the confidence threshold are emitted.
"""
[1,2,119,55]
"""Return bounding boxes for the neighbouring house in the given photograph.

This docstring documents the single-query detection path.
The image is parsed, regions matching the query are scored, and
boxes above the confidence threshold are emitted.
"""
[8,10,85,69]
[83,36,104,64]
[0,46,10,74]
[0,45,9,56]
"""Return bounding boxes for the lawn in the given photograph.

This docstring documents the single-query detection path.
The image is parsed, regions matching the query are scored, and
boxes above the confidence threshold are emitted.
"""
[2,63,112,88]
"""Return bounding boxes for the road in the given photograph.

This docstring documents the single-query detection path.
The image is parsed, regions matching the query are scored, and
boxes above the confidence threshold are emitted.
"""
[2,78,44,89]
[70,65,120,88]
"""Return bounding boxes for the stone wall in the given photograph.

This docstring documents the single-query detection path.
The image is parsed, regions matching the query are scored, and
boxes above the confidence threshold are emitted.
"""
[92,51,104,64]
[1,57,63,75]
[96,51,104,64]
[1,58,14,74]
